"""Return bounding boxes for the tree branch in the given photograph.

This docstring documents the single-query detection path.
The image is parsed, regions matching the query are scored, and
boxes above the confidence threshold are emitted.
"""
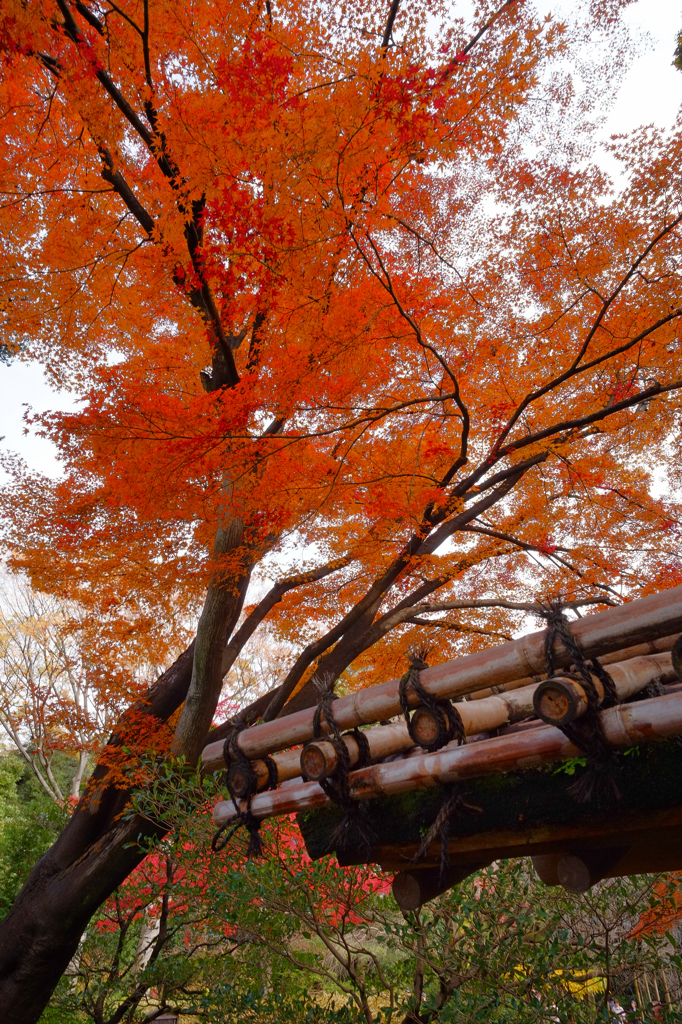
[99,147,155,234]
[381,0,401,50]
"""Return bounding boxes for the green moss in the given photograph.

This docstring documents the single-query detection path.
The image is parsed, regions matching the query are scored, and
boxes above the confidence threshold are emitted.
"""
[298,739,682,861]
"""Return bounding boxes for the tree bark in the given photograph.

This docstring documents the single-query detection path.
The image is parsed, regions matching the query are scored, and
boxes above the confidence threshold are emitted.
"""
[173,513,252,763]
[0,644,195,1024]
[0,497,300,1021]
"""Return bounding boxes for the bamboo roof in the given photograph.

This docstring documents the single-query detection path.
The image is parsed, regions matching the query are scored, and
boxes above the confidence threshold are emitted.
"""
[208,587,682,905]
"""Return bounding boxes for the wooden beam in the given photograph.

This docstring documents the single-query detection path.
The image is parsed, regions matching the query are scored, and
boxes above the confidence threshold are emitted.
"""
[371,809,682,871]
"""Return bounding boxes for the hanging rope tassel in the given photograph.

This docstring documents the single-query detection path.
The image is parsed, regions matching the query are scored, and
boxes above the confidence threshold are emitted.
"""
[540,600,621,807]
[398,651,476,884]
[411,787,481,886]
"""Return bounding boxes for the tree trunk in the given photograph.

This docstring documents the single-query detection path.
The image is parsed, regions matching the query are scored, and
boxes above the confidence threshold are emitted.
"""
[0,643,195,1024]
[0,502,261,1021]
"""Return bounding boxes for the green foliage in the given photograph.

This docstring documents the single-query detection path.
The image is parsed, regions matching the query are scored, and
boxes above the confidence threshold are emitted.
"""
[0,754,68,919]
[22,758,682,1022]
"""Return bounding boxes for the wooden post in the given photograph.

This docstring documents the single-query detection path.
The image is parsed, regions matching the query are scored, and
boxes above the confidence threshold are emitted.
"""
[392,860,492,911]
[555,849,625,894]
[531,854,561,885]
[643,974,653,1004]
[634,977,643,1009]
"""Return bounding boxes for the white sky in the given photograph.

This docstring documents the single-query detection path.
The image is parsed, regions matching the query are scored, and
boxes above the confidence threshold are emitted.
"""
[1,0,681,479]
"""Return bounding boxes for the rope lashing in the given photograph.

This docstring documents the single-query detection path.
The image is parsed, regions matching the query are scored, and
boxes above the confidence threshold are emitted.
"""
[539,600,621,806]
[411,787,482,886]
[304,676,375,858]
[398,652,466,752]
[541,602,619,709]
[399,652,472,885]
[349,727,372,770]
[211,724,278,856]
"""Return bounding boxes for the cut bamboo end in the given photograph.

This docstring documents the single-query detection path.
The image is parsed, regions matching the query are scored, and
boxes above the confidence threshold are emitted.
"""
[301,739,341,781]
[227,760,272,799]
[300,721,416,781]
[410,706,444,747]
[533,676,593,726]
[202,743,302,783]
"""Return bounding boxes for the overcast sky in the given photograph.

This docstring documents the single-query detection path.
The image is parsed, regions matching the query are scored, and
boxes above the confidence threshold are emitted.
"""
[2,0,681,479]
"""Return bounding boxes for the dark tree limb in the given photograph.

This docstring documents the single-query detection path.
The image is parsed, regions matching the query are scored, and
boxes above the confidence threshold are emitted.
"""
[381,0,401,49]
[99,147,155,235]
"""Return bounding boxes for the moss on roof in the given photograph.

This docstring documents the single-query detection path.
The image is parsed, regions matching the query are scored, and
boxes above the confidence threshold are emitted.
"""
[297,739,682,862]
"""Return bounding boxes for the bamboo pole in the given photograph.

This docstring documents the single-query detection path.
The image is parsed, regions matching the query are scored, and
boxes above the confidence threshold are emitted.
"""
[208,649,676,785]
[296,650,674,782]
[203,588,682,767]
[300,720,417,782]
[225,747,301,799]
[532,651,675,727]
[464,633,679,702]
[213,688,682,827]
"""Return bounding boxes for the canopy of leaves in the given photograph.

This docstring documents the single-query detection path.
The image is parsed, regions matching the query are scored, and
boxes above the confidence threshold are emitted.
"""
[1,0,681,706]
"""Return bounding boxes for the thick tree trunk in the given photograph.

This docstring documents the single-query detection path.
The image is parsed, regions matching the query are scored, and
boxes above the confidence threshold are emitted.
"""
[173,515,251,762]
[0,590,285,1018]
[0,502,261,1021]
[0,813,167,1024]
[0,644,195,1024]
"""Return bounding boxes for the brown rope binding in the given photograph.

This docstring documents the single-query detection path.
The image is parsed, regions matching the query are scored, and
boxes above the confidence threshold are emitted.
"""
[302,676,376,858]
[211,724,278,856]
[539,600,621,806]
[398,651,466,752]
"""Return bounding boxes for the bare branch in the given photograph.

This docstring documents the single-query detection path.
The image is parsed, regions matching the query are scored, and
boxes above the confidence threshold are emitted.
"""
[381,0,401,50]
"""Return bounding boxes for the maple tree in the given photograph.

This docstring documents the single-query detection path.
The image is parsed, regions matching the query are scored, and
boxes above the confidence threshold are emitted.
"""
[0,573,160,803]
[0,0,682,1016]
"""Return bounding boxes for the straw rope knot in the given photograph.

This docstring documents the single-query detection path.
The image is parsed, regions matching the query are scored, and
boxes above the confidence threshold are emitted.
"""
[398,651,466,752]
[411,788,481,886]
[539,600,621,806]
[308,675,375,858]
[211,723,278,857]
